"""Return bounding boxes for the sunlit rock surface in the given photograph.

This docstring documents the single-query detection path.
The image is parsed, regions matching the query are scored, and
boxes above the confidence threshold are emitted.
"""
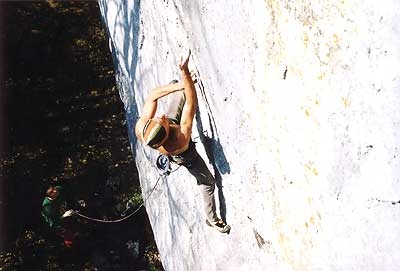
[98,0,400,270]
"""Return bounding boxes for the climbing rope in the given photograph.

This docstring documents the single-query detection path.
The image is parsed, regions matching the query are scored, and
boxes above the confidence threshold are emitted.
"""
[72,155,181,224]
[74,204,144,223]
[74,174,161,223]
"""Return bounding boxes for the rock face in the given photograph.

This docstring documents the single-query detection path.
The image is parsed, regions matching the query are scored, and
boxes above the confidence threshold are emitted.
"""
[98,0,400,270]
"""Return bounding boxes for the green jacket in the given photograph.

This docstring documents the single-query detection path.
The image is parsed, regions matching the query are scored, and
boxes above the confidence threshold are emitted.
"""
[41,186,68,228]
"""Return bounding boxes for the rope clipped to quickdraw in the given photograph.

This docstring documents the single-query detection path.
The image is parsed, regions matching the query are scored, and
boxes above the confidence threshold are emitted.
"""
[71,154,180,224]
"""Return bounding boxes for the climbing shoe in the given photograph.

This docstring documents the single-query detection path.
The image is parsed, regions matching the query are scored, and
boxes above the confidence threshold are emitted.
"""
[206,219,231,234]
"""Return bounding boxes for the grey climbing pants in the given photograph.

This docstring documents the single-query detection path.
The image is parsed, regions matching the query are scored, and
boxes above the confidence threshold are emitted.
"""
[171,141,219,223]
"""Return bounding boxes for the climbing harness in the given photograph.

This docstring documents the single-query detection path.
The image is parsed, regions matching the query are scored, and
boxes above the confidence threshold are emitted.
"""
[155,154,182,175]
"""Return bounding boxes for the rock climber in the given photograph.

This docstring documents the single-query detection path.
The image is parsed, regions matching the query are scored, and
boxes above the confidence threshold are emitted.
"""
[135,50,230,233]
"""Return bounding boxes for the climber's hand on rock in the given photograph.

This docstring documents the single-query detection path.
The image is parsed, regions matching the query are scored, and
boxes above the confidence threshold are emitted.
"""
[179,49,191,71]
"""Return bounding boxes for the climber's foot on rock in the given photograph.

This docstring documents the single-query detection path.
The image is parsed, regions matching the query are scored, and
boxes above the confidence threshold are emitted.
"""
[206,219,231,234]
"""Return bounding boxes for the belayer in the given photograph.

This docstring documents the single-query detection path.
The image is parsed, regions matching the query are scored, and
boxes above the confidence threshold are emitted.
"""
[135,50,230,233]
[41,184,78,247]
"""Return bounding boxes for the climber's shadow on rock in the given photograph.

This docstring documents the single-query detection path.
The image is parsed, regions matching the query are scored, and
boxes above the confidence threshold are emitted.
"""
[195,113,231,222]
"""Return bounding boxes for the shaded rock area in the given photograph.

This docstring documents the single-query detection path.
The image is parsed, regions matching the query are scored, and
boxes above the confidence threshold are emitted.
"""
[0,1,162,270]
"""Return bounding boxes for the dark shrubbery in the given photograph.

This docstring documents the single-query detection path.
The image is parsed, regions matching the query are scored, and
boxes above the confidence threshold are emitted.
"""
[0,1,162,270]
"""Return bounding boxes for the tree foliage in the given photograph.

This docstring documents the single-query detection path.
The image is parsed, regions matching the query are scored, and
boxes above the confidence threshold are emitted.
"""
[0,1,162,270]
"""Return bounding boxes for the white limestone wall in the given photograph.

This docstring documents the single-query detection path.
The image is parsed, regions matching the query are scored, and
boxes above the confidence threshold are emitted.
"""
[99,0,400,270]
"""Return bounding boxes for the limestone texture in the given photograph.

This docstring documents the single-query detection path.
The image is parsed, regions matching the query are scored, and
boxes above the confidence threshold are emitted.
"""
[98,0,400,270]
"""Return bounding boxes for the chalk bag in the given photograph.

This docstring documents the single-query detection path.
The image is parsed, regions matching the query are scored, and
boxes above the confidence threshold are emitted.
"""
[156,154,171,175]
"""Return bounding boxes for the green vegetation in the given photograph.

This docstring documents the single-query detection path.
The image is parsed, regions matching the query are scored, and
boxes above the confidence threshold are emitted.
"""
[0,1,163,270]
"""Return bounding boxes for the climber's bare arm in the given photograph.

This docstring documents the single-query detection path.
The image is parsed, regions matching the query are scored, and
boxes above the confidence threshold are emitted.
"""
[135,82,184,140]
[179,50,197,142]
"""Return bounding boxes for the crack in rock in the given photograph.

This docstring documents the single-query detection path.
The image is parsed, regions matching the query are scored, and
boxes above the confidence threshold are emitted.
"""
[369,198,400,206]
